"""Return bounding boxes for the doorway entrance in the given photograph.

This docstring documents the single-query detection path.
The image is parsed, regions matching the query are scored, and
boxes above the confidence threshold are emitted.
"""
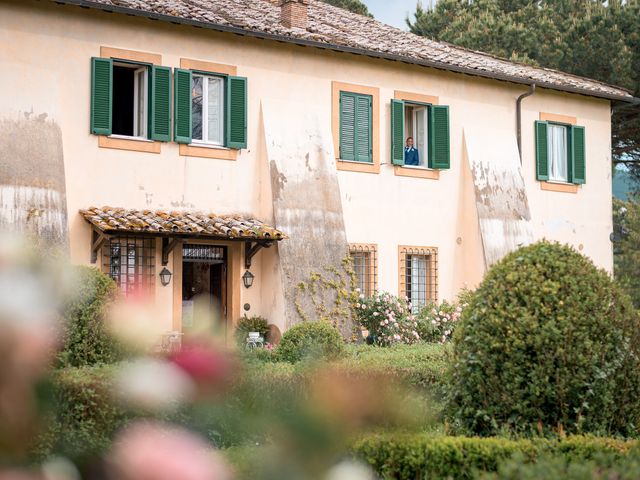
[181,244,227,336]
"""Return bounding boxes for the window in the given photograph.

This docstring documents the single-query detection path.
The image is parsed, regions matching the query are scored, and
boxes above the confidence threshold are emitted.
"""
[349,244,378,297]
[535,121,586,185]
[398,246,438,314]
[102,236,155,297]
[90,56,171,142]
[191,74,225,146]
[547,124,568,182]
[339,91,372,163]
[174,68,247,149]
[391,99,450,169]
[112,63,148,138]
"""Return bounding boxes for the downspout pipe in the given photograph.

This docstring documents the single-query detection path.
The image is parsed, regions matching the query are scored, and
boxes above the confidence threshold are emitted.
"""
[516,84,536,163]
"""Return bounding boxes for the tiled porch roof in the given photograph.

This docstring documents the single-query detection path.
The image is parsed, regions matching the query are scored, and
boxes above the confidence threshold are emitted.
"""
[80,206,286,240]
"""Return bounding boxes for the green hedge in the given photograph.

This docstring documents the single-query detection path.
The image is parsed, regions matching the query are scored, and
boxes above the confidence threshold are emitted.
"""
[337,343,450,391]
[57,266,125,367]
[36,364,129,460]
[352,434,637,480]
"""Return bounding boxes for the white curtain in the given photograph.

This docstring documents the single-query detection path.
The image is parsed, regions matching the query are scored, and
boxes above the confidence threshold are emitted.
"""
[548,124,568,182]
[207,77,224,145]
[410,255,427,313]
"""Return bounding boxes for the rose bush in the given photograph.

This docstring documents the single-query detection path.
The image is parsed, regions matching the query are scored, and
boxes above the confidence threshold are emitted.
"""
[355,292,420,346]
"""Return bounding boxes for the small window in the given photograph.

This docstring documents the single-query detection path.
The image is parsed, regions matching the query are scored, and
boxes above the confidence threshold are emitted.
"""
[391,100,450,169]
[90,56,171,142]
[535,121,586,185]
[174,68,247,148]
[102,236,155,297]
[349,244,378,297]
[547,124,569,182]
[191,74,225,146]
[399,246,438,314]
[112,63,149,138]
[340,91,372,163]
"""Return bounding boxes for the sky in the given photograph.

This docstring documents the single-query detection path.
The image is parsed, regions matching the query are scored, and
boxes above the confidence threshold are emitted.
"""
[364,0,427,30]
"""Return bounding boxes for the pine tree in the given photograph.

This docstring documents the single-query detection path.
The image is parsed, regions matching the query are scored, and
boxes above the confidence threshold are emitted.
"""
[322,0,373,17]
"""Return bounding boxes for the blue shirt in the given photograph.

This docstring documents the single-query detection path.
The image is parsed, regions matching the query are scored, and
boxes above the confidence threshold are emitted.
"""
[404,147,419,166]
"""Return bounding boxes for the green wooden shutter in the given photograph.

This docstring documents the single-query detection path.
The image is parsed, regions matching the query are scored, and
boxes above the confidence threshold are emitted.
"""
[150,65,171,141]
[90,57,112,135]
[355,94,372,163]
[535,121,549,181]
[339,92,356,161]
[428,105,450,169]
[571,125,586,184]
[226,76,247,149]
[174,69,192,144]
[391,99,405,166]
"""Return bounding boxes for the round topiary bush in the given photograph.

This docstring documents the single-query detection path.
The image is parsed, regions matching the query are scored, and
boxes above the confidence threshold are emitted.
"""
[276,321,345,363]
[447,241,640,437]
[57,266,124,367]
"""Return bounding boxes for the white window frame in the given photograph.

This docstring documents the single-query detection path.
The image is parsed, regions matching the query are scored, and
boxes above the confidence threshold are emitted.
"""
[191,73,225,147]
[403,103,431,170]
[547,123,569,183]
[111,62,148,141]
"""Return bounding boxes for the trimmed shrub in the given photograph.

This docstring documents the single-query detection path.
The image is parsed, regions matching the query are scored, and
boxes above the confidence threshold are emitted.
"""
[276,321,345,363]
[36,364,129,459]
[234,315,270,347]
[57,266,124,367]
[447,241,640,437]
[356,292,420,346]
[352,433,637,480]
[338,343,450,392]
[483,453,640,480]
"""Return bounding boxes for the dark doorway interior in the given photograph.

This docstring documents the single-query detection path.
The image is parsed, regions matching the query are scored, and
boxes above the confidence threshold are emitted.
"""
[181,245,227,335]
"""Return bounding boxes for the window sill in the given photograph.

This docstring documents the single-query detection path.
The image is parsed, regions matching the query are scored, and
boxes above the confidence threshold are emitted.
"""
[179,143,237,161]
[98,135,161,154]
[540,181,579,194]
[336,158,379,174]
[394,165,440,180]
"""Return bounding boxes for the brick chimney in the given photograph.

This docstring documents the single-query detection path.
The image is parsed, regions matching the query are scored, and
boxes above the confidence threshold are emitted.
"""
[280,0,309,29]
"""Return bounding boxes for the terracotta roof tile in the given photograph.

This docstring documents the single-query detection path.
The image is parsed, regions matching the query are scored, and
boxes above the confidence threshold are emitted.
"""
[80,206,286,240]
[54,0,635,101]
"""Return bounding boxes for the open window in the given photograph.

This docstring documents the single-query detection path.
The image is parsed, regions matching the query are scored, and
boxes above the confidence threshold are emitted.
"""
[391,99,450,169]
[112,63,148,138]
[90,57,171,142]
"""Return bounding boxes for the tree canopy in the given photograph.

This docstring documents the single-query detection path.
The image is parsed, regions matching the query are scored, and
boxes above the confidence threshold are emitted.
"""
[322,0,373,17]
[408,0,640,178]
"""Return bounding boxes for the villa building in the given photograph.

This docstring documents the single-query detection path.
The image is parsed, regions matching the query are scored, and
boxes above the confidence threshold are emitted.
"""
[0,0,636,339]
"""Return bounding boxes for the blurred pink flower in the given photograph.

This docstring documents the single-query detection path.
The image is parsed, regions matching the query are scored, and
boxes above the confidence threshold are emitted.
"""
[108,422,232,480]
[169,343,235,390]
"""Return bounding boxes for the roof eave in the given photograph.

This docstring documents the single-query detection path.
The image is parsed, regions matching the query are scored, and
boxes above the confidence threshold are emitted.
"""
[52,0,636,103]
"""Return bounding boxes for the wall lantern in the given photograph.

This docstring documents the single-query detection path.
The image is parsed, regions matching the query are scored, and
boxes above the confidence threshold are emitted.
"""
[159,267,172,286]
[242,270,255,289]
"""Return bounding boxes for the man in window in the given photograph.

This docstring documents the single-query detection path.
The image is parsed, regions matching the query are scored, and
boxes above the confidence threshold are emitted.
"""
[404,137,419,166]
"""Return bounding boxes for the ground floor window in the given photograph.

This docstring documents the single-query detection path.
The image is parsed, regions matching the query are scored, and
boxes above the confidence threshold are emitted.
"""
[102,236,155,297]
[349,243,377,297]
[398,246,438,313]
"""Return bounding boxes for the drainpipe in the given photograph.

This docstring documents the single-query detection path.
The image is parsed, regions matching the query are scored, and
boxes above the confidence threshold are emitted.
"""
[516,84,536,163]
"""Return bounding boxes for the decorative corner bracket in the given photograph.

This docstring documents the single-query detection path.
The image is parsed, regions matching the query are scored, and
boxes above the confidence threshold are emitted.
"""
[245,240,274,269]
[90,228,109,264]
[162,238,182,266]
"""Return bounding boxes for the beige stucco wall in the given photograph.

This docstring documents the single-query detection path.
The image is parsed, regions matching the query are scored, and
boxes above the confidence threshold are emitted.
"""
[0,0,614,334]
